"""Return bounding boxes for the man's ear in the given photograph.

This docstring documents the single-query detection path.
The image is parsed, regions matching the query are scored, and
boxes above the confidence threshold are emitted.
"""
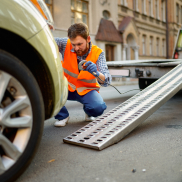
[87,36,91,43]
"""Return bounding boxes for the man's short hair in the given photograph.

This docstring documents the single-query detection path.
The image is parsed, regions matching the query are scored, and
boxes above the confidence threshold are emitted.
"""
[68,22,89,40]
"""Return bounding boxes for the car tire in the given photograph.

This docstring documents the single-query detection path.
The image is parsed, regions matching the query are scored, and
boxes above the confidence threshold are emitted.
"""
[138,78,158,90]
[0,50,44,182]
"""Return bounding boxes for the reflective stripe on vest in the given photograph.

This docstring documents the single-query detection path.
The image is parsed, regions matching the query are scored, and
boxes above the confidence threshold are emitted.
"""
[64,68,97,84]
[79,78,97,83]
[68,81,76,90]
[77,86,100,93]
[64,68,78,78]
[68,82,100,92]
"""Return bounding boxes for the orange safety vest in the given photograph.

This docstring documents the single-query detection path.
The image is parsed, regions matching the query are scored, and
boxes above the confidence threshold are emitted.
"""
[62,39,103,96]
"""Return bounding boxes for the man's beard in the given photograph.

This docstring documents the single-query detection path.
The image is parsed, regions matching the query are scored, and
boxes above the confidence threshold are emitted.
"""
[75,50,84,56]
[75,44,89,56]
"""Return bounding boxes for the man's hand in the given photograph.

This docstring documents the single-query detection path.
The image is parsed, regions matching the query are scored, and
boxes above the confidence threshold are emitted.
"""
[85,61,100,77]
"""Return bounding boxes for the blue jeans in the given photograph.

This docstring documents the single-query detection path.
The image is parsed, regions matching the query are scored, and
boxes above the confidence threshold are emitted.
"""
[55,90,107,120]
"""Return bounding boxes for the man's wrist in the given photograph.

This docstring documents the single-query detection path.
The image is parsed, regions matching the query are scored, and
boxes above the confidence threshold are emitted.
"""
[95,71,100,77]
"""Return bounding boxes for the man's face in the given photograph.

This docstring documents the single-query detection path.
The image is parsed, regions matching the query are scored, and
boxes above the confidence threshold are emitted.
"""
[70,35,90,56]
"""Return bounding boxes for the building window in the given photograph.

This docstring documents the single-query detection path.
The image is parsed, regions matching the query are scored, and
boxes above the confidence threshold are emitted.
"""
[180,6,182,24]
[135,0,139,11]
[181,6,182,24]
[142,0,144,13]
[155,0,157,18]
[155,0,159,19]
[150,36,153,55]
[176,3,179,23]
[149,0,153,17]
[142,35,146,55]
[71,0,89,25]
[161,0,166,22]
[105,45,115,61]
[156,38,159,56]
[133,0,139,12]
[44,0,53,15]
[142,0,146,14]
[121,0,127,6]
[149,0,151,15]
[162,39,165,56]
[103,10,110,20]
[125,0,128,6]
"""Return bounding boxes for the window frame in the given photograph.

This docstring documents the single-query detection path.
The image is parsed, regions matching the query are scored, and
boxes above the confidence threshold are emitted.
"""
[181,5,182,24]
[71,0,89,25]
[135,0,139,12]
[161,0,166,22]
[121,0,128,7]
[176,3,179,24]
[156,38,160,56]
[155,0,158,18]
[155,0,160,20]
[148,0,153,17]
[142,35,146,55]
[142,0,147,15]
[150,36,153,56]
[162,39,166,57]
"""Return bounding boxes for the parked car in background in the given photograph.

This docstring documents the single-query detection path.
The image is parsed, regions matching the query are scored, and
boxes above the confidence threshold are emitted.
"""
[0,0,68,181]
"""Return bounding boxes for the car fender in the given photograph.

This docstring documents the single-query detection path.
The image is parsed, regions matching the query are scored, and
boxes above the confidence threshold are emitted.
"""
[28,25,68,116]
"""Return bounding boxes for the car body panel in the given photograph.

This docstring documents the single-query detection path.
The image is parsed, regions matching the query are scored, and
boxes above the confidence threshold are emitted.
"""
[28,25,68,116]
[0,0,68,117]
[0,0,46,39]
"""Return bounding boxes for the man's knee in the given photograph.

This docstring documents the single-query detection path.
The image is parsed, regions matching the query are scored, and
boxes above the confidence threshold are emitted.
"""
[85,102,107,117]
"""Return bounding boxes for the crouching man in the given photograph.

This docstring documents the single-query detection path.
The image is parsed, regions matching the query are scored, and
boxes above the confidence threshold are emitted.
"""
[54,22,111,127]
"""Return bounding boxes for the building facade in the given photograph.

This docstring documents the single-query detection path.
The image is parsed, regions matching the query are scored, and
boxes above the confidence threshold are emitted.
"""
[44,0,182,61]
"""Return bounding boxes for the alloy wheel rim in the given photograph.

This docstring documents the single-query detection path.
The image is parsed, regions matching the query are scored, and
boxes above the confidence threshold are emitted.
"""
[0,70,32,174]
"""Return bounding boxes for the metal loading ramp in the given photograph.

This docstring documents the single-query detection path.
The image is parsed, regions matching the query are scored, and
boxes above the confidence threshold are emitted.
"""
[63,64,182,150]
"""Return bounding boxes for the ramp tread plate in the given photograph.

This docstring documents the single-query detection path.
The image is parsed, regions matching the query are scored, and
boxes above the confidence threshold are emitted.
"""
[64,64,182,150]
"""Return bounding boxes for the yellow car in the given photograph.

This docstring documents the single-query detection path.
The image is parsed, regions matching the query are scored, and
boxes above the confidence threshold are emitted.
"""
[0,0,68,181]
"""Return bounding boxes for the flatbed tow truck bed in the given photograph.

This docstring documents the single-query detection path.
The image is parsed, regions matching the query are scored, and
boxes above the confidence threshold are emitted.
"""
[107,59,182,89]
[107,59,182,79]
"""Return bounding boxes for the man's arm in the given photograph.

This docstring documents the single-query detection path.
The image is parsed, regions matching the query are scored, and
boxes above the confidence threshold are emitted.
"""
[85,52,112,86]
[96,72,105,84]
[54,37,68,59]
[96,52,112,87]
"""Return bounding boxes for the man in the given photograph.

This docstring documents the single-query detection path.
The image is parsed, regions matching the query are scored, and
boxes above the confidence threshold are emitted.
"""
[54,22,111,127]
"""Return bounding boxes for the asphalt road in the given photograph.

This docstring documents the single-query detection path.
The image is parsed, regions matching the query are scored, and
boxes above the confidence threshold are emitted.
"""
[16,84,182,182]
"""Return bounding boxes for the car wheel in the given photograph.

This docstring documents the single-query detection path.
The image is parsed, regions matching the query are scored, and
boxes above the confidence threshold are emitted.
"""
[138,78,157,89]
[0,50,44,182]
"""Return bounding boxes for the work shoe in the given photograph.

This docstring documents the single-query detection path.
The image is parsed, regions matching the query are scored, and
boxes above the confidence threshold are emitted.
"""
[54,116,69,127]
[85,114,95,122]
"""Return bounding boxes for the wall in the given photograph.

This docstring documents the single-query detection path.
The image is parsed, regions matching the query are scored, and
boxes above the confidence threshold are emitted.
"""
[51,0,182,60]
